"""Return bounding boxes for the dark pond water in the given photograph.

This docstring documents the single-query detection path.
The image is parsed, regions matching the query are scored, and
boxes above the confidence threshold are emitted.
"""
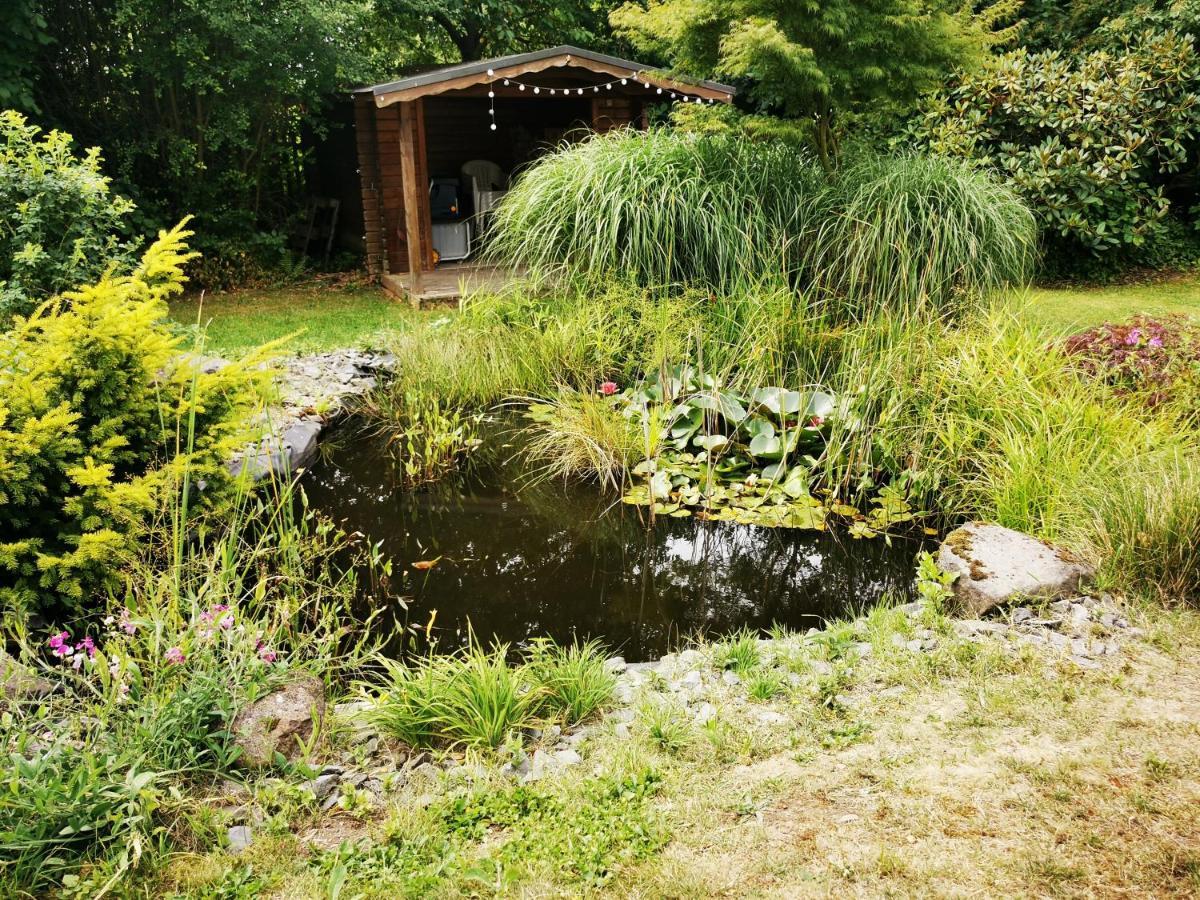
[300,421,927,662]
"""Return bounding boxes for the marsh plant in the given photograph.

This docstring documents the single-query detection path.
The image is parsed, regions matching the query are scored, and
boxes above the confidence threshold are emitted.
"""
[353,389,483,487]
[366,639,616,751]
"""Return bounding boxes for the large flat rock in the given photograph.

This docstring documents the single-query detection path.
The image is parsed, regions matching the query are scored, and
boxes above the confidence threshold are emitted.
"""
[937,522,1095,615]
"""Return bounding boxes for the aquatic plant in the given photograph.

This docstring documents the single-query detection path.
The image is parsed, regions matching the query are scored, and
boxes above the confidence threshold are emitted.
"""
[353,389,483,487]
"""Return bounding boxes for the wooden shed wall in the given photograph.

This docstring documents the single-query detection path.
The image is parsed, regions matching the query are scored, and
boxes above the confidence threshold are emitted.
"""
[354,96,433,275]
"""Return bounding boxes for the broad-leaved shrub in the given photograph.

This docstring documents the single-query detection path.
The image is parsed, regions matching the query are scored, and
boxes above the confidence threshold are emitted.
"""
[0,110,135,321]
[915,25,1200,273]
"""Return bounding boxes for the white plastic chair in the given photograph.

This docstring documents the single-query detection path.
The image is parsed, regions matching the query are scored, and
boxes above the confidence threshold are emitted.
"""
[460,160,507,224]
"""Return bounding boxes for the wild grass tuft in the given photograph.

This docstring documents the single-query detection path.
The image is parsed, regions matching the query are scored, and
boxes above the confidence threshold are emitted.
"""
[712,628,762,674]
[526,638,617,724]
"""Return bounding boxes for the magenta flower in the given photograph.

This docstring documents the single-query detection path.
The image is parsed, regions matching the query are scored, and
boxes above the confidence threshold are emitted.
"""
[1125,328,1142,345]
[164,646,186,665]
[119,608,136,635]
[599,381,619,396]
[218,613,235,630]
[258,646,278,663]
[75,636,95,658]
[1149,336,1163,348]
[48,632,72,658]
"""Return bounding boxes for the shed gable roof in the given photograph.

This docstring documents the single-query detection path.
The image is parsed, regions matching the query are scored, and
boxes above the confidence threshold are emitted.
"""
[354,45,735,106]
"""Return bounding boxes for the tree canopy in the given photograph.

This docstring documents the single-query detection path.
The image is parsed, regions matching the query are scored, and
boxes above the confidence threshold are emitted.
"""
[375,0,615,61]
[611,0,1018,164]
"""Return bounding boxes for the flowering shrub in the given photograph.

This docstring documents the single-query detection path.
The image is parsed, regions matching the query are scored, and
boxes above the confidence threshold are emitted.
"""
[1063,315,1200,411]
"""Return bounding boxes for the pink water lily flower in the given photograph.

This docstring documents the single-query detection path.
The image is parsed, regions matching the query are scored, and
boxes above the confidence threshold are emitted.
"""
[599,381,619,396]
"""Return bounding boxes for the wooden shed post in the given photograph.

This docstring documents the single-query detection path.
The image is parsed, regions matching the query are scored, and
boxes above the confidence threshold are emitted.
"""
[398,100,425,299]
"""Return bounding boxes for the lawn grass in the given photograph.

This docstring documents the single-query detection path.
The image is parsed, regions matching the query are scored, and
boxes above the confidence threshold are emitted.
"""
[170,270,1200,360]
[146,604,1200,898]
[1024,271,1200,335]
[168,279,431,357]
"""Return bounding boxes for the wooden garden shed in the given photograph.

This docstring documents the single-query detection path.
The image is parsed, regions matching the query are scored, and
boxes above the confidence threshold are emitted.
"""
[352,45,735,303]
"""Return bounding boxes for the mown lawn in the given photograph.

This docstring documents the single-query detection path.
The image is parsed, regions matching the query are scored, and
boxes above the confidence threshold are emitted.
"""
[175,271,1200,358]
[1025,271,1200,334]
[168,279,433,357]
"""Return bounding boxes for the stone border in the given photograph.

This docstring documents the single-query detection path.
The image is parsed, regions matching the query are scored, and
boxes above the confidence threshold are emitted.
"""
[211,350,396,481]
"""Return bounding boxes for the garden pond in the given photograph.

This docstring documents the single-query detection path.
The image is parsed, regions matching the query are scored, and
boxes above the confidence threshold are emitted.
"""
[300,420,928,662]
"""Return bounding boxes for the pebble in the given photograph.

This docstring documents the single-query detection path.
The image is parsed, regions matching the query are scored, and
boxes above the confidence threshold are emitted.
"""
[694,702,717,725]
[721,670,741,686]
[604,656,627,674]
[227,825,253,853]
[302,773,340,801]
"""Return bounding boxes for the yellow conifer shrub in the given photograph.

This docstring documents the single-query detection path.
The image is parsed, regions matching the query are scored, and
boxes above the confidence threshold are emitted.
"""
[0,219,268,616]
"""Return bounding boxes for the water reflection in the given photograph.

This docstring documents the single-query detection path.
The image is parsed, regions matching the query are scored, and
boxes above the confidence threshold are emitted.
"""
[300,424,924,662]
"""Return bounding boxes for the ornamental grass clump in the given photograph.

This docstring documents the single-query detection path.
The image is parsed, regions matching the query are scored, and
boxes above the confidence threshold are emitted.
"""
[488,129,1034,317]
[367,637,619,750]
[526,638,616,725]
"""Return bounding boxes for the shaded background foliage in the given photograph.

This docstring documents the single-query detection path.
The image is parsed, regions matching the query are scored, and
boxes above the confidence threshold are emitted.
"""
[0,0,1196,286]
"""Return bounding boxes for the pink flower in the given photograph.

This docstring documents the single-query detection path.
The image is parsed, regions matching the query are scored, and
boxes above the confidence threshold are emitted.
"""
[75,636,95,659]
[808,416,825,427]
[599,381,619,396]
[118,608,136,635]
[48,632,72,658]
[164,646,185,665]
[1149,336,1163,348]
[1125,328,1142,345]
[218,613,235,630]
[258,646,278,663]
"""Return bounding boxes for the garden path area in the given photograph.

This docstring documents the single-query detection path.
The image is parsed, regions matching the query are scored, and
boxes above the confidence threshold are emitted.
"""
[156,600,1200,898]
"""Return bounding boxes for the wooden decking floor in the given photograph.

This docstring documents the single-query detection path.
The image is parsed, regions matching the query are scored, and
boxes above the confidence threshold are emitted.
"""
[381,263,521,307]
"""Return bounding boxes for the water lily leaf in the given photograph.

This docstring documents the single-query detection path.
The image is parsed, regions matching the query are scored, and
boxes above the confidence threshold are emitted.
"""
[650,470,672,501]
[849,521,877,539]
[669,509,692,518]
[692,434,729,452]
[652,501,680,514]
[751,387,803,415]
[802,391,836,418]
[748,433,782,458]
[829,503,860,517]
[742,416,775,441]
[781,467,808,499]
[781,505,826,530]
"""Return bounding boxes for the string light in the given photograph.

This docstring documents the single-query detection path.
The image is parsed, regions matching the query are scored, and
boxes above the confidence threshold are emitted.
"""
[483,69,721,132]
